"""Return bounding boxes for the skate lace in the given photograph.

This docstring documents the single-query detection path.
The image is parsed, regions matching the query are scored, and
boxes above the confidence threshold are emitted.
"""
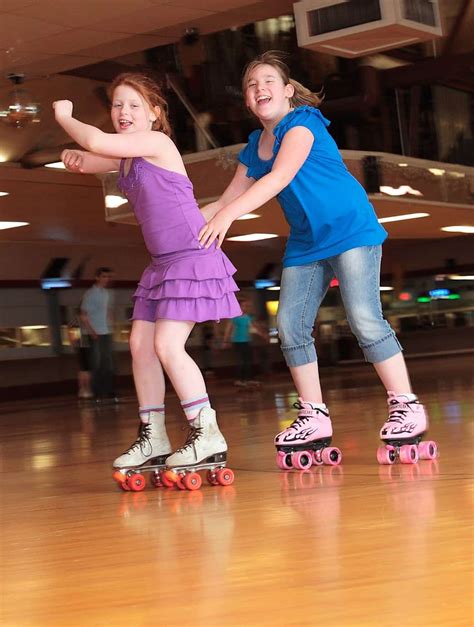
[175,426,203,453]
[387,399,418,424]
[123,423,153,456]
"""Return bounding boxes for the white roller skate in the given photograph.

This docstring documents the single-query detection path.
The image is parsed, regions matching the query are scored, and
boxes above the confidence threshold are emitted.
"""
[275,398,342,470]
[377,392,438,465]
[112,411,173,491]
[165,407,234,490]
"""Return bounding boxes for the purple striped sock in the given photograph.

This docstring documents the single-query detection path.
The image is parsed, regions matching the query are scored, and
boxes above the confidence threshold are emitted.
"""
[139,405,165,423]
[181,395,210,421]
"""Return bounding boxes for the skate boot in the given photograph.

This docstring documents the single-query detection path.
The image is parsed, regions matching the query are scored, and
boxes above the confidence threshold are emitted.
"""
[165,407,234,490]
[112,411,173,491]
[377,392,438,465]
[275,398,342,470]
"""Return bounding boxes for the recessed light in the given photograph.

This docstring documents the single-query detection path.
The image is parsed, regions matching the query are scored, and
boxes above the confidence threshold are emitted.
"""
[0,191,9,197]
[447,274,474,280]
[236,213,261,221]
[44,162,66,169]
[0,155,8,163]
[227,233,278,242]
[380,286,394,291]
[398,163,408,167]
[441,225,474,234]
[0,221,29,230]
[105,195,128,209]
[379,213,429,224]
[428,168,445,176]
[379,185,422,196]
[267,286,281,291]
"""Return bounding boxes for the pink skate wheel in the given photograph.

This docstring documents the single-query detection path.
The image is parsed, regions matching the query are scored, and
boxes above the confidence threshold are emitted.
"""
[292,450,313,470]
[217,468,235,486]
[150,472,162,488]
[183,472,202,491]
[276,451,293,470]
[128,473,146,492]
[399,444,419,464]
[321,447,342,466]
[112,470,125,484]
[418,440,438,460]
[377,445,396,465]
[312,450,324,466]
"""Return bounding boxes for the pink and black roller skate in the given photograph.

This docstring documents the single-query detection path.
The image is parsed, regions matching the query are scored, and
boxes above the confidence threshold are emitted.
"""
[275,399,342,470]
[377,392,438,465]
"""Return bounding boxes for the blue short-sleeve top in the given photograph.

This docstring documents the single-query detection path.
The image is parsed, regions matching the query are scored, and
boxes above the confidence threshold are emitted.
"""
[238,106,387,267]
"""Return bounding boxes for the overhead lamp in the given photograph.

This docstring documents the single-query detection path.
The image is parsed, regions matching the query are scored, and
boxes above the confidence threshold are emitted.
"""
[398,163,408,167]
[428,168,445,176]
[227,233,278,242]
[447,274,474,281]
[379,213,429,224]
[380,286,394,291]
[267,286,281,291]
[0,73,40,128]
[0,221,29,230]
[0,191,9,197]
[441,226,474,234]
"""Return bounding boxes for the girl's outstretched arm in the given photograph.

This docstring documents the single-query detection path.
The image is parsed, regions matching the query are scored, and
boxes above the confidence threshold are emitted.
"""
[199,126,314,248]
[61,149,119,174]
[53,100,171,159]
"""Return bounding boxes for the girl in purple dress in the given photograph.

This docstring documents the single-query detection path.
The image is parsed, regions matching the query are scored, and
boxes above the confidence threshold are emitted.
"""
[54,73,241,476]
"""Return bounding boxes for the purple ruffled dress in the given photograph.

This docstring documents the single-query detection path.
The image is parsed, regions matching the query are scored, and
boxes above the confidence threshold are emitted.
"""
[117,157,241,323]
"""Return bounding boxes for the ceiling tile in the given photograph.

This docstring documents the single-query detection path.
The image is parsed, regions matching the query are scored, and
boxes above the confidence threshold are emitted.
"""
[82,34,173,60]
[0,14,67,48]
[19,29,127,56]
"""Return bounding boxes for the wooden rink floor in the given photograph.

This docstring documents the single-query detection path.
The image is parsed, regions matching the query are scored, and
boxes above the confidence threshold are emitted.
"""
[1,355,473,627]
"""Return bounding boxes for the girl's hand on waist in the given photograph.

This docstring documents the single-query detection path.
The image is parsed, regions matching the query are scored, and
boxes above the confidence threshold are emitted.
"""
[61,149,84,173]
[199,211,233,249]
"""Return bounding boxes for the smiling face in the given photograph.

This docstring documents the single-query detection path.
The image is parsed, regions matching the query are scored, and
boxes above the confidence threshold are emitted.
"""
[244,63,294,123]
[110,83,159,133]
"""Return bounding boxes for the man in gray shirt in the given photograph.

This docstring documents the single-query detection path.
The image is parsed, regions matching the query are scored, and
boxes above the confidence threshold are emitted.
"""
[81,267,116,401]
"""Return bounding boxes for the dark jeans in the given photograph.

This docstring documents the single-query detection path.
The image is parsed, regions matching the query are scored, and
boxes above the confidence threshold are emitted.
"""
[90,334,116,398]
[234,342,253,380]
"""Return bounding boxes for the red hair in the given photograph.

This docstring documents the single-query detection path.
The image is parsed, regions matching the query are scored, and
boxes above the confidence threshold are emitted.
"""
[109,73,172,136]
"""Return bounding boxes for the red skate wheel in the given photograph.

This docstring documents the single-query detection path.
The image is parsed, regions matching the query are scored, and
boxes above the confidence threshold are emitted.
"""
[377,445,396,465]
[160,470,175,488]
[217,468,235,486]
[164,470,179,483]
[207,470,220,485]
[292,451,313,470]
[418,440,438,460]
[127,473,146,491]
[321,447,342,466]
[150,472,162,488]
[399,444,419,464]
[176,475,187,490]
[112,470,126,484]
[183,472,202,491]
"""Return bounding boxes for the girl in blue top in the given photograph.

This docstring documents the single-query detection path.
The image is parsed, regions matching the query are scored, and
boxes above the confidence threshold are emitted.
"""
[199,51,434,467]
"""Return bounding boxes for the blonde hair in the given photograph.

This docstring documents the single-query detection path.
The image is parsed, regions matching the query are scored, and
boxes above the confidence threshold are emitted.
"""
[109,73,172,136]
[242,50,324,109]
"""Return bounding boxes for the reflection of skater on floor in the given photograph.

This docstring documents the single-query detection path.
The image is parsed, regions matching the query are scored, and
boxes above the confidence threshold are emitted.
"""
[67,308,93,400]
[223,299,268,387]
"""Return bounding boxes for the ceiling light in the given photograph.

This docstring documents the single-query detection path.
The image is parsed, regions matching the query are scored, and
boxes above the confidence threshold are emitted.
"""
[0,154,8,163]
[380,286,394,291]
[0,191,9,197]
[441,226,474,234]
[379,212,429,224]
[379,185,422,196]
[447,274,474,280]
[267,286,281,291]
[105,195,128,209]
[0,221,29,230]
[236,213,260,221]
[227,233,278,242]
[428,168,445,176]
[398,163,408,167]
[44,162,66,169]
